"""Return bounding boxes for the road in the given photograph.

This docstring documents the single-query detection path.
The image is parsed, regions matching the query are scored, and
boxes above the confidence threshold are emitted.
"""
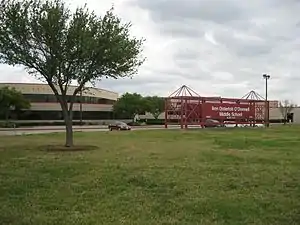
[0,125,181,136]
[0,123,266,136]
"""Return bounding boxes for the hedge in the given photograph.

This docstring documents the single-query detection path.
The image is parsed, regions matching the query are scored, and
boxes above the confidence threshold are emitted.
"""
[0,119,285,128]
[0,121,104,128]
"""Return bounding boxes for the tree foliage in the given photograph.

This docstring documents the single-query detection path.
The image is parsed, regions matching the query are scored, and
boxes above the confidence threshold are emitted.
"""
[144,96,165,119]
[279,100,296,125]
[0,0,145,146]
[113,93,146,119]
[0,86,30,120]
[113,94,165,120]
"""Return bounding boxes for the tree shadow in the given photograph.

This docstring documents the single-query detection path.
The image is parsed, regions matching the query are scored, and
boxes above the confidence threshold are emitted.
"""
[40,145,98,152]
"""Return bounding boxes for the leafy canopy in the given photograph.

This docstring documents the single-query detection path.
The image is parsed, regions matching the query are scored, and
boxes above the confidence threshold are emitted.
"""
[144,96,165,119]
[0,86,30,118]
[113,93,165,120]
[113,93,147,119]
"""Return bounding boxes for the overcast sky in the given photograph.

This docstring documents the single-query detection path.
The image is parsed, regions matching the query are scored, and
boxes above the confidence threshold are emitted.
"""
[1,0,300,101]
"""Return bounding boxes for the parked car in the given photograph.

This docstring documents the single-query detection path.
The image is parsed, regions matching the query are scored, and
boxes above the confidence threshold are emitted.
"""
[108,121,131,131]
[204,119,224,128]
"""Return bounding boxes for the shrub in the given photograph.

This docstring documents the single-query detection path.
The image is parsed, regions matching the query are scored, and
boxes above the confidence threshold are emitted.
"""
[0,121,18,128]
[145,119,164,125]
[127,121,141,126]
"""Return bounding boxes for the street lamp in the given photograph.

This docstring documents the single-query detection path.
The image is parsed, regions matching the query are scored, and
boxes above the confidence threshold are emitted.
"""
[263,74,271,127]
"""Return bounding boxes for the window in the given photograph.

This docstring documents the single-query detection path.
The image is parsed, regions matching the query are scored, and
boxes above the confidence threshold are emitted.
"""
[22,94,115,105]
[16,110,114,120]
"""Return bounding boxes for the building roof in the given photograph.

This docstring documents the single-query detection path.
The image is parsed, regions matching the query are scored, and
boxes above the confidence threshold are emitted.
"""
[0,82,118,100]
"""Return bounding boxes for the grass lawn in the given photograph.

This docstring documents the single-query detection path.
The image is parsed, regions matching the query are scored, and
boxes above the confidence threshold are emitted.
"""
[0,126,300,225]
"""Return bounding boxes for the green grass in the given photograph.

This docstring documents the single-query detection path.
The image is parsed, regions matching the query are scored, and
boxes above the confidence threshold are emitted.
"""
[1,126,300,225]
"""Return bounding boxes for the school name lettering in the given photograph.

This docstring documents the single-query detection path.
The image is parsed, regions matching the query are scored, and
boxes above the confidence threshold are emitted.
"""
[211,105,250,117]
[211,106,250,112]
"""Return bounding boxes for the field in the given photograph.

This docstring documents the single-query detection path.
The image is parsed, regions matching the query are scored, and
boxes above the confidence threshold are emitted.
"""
[1,126,300,225]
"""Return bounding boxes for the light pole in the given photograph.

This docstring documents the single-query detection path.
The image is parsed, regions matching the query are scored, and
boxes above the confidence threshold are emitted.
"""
[263,74,270,127]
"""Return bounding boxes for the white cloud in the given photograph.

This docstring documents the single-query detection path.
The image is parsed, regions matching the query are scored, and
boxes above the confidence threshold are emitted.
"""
[1,0,300,102]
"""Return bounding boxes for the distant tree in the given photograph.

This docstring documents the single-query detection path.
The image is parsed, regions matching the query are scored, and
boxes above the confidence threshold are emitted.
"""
[0,86,30,120]
[113,93,146,120]
[0,0,145,147]
[144,96,165,119]
[279,100,296,125]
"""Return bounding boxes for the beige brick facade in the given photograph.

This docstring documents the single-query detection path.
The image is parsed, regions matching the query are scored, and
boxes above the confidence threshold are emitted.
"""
[0,83,117,113]
[0,83,118,120]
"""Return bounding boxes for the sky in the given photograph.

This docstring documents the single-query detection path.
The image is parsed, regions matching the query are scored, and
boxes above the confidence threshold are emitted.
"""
[1,0,300,102]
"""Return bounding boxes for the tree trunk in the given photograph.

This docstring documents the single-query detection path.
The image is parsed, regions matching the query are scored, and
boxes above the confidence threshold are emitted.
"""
[283,115,287,125]
[65,116,73,147]
[5,109,9,121]
[46,83,77,147]
[133,113,137,122]
[153,113,160,120]
[61,104,74,147]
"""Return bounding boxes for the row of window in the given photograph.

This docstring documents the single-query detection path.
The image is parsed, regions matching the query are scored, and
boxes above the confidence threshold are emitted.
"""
[6,110,114,120]
[22,94,116,105]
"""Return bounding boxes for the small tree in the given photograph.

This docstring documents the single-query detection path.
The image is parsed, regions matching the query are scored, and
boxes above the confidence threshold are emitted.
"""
[0,0,145,147]
[279,100,296,125]
[113,93,146,120]
[0,86,30,120]
[144,96,165,120]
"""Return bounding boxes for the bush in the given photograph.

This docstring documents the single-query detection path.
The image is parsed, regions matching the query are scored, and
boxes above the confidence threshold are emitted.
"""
[0,121,18,128]
[127,121,141,126]
[145,119,164,125]
[2,121,102,127]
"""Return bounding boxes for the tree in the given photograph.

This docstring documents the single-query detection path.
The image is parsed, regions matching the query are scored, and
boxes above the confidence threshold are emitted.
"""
[113,93,146,120]
[0,86,30,120]
[279,100,296,125]
[0,0,145,147]
[144,96,165,119]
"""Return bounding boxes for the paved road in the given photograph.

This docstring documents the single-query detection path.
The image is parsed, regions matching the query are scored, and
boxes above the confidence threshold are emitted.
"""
[0,125,182,136]
[0,123,266,136]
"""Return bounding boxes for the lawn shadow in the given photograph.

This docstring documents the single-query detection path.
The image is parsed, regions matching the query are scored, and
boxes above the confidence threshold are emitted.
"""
[39,145,98,152]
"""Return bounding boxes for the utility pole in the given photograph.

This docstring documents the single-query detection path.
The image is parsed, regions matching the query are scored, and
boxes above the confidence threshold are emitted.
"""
[263,74,270,127]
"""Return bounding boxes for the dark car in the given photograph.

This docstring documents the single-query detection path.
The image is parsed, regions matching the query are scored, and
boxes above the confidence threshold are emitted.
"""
[108,121,131,131]
[204,119,224,128]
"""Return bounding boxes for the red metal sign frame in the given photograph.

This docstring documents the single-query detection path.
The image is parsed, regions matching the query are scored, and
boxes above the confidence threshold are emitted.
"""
[165,85,269,128]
